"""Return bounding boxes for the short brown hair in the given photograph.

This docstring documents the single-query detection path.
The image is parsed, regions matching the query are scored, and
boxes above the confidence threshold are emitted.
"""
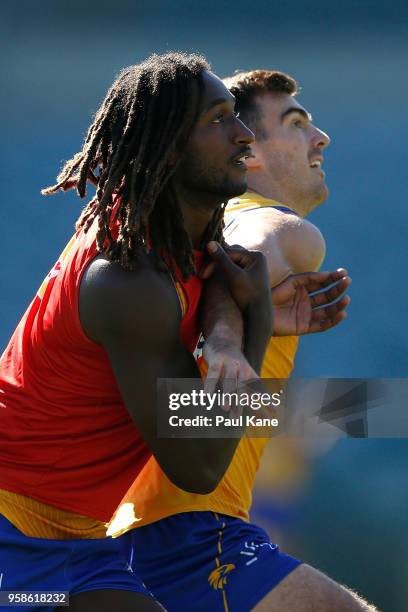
[224,70,298,139]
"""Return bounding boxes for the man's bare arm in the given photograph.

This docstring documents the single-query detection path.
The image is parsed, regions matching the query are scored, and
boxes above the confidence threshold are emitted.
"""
[79,252,269,495]
[202,243,272,375]
[79,255,244,494]
[201,208,348,378]
[224,207,326,286]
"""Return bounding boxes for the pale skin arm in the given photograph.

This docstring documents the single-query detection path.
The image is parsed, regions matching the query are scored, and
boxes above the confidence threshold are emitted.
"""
[201,207,351,381]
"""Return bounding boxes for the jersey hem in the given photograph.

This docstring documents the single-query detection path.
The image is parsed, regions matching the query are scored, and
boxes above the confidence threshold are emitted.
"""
[109,502,250,537]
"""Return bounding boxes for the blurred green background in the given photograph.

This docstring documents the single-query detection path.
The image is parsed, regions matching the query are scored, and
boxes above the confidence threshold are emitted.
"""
[1,2,407,610]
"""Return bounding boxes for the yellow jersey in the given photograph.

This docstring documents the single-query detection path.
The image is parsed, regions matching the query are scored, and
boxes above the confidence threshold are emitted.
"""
[108,193,299,537]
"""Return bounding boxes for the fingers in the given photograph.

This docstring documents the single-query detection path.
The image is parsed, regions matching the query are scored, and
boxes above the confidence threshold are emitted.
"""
[282,270,351,309]
[300,269,350,293]
[203,349,259,411]
[308,274,350,296]
[200,243,248,278]
[307,268,349,287]
[207,241,262,270]
[204,361,224,395]
[225,243,248,252]
[311,280,351,310]
[312,295,350,319]
[206,242,245,286]
[312,309,347,333]
[308,274,352,310]
[307,295,350,333]
[291,268,347,289]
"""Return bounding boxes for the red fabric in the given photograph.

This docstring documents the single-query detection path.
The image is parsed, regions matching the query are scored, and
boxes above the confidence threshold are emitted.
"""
[177,252,204,353]
[0,222,203,522]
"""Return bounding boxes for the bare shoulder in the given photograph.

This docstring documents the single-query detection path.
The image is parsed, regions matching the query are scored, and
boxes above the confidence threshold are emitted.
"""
[277,213,326,274]
[79,254,181,345]
[225,207,326,285]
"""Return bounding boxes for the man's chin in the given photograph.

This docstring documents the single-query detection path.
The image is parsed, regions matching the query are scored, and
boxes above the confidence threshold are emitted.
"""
[305,186,329,216]
[221,179,248,199]
[315,184,329,206]
[321,185,329,203]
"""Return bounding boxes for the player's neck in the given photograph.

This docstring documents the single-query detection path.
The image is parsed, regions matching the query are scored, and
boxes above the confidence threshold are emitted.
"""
[176,192,224,249]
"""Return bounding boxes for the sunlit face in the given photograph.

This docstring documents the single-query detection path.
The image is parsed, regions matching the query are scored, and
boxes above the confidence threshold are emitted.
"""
[251,93,330,215]
[173,71,255,204]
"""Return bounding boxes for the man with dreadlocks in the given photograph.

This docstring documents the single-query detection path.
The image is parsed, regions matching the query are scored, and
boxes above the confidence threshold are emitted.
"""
[0,52,272,611]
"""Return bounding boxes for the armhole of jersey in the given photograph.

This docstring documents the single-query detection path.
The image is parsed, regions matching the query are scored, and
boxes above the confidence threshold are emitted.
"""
[224,204,298,237]
[146,249,188,320]
[171,277,188,319]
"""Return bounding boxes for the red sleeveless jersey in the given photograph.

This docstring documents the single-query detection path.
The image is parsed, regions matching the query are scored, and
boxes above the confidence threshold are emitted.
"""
[0,221,203,522]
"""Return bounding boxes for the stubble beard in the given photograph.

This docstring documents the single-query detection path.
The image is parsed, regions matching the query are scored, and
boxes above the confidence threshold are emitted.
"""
[181,159,248,201]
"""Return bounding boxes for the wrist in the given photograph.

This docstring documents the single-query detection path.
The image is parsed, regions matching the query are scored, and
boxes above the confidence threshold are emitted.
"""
[206,321,243,351]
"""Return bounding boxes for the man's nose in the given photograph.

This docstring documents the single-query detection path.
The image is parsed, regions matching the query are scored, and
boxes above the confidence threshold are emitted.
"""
[313,126,330,149]
[233,118,255,145]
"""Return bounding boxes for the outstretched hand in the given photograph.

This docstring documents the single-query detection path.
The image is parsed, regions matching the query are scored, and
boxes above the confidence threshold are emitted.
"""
[272,269,351,335]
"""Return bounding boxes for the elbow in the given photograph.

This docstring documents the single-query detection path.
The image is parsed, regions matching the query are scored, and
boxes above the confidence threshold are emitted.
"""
[194,466,223,494]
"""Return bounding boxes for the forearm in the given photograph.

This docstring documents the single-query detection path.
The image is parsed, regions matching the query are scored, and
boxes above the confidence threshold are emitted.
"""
[201,273,243,349]
[243,291,273,374]
[201,273,272,374]
[105,336,241,494]
[157,435,241,494]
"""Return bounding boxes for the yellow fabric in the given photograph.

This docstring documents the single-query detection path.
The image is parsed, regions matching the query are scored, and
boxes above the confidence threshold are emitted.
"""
[0,489,105,539]
[226,192,286,214]
[108,193,299,537]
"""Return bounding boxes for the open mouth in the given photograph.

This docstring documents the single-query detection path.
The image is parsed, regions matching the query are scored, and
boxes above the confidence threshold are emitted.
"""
[232,151,253,169]
[233,155,249,167]
[310,160,322,169]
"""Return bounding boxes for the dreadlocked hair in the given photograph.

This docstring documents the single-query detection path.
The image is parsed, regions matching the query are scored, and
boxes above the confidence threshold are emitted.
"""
[42,52,222,280]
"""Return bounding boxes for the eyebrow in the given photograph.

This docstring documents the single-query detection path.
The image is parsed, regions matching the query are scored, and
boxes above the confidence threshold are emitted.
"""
[281,107,312,122]
[203,95,236,114]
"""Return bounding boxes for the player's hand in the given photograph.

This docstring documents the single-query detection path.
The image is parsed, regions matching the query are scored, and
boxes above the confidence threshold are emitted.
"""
[202,338,271,422]
[272,269,351,335]
[203,338,259,396]
[204,241,270,312]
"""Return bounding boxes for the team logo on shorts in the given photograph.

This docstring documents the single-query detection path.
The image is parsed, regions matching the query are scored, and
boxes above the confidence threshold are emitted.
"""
[240,540,278,566]
[208,564,236,590]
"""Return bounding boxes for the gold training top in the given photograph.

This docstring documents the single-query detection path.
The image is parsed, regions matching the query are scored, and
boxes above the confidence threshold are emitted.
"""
[108,193,299,537]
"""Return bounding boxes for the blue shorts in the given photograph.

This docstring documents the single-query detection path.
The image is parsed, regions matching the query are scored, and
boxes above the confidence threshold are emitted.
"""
[0,514,153,611]
[129,511,302,611]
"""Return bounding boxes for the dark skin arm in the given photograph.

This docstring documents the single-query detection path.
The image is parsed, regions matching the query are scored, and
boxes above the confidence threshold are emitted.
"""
[204,242,272,378]
[201,273,269,376]
[204,242,273,374]
[80,253,245,494]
